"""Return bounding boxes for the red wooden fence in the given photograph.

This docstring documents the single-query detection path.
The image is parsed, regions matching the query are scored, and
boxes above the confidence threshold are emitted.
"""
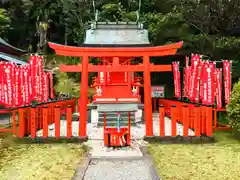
[0,99,76,139]
[157,104,213,137]
[152,98,231,132]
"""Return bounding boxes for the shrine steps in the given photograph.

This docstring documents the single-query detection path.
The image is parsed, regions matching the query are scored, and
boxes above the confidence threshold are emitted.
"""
[97,111,136,127]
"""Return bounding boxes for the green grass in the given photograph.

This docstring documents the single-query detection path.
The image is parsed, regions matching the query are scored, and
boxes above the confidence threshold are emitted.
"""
[0,133,88,180]
[148,131,240,180]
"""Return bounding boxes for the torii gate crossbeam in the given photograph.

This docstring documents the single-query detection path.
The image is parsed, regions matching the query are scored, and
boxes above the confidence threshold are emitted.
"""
[60,64,172,72]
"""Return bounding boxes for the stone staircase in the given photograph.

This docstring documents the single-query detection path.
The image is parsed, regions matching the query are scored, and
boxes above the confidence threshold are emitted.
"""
[97,111,136,127]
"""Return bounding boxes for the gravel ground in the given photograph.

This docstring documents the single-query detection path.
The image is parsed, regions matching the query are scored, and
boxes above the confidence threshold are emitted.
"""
[83,160,150,180]
[34,114,170,180]
[36,113,194,138]
[85,140,146,158]
[0,115,12,126]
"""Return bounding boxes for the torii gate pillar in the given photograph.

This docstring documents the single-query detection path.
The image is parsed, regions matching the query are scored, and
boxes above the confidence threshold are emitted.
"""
[79,55,89,137]
[143,56,153,136]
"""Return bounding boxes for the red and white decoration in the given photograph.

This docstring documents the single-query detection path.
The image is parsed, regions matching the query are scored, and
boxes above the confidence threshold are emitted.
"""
[0,54,54,108]
[223,60,231,105]
[215,69,222,108]
[172,61,181,99]
[175,54,232,107]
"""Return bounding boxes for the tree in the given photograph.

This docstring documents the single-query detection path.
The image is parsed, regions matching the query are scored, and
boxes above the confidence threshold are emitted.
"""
[0,8,10,36]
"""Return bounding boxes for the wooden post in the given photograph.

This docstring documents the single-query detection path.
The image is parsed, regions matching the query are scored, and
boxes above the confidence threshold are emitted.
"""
[43,106,48,138]
[30,106,36,138]
[194,105,200,137]
[202,106,206,135]
[214,108,217,129]
[191,106,194,129]
[143,55,153,137]
[153,98,156,112]
[206,106,213,137]
[79,55,89,138]
[12,111,16,135]
[55,105,61,139]
[159,105,165,137]
[67,105,72,138]
[171,105,177,137]
[183,105,189,137]
[27,108,31,134]
[104,112,108,146]
[18,108,25,138]
[128,112,131,145]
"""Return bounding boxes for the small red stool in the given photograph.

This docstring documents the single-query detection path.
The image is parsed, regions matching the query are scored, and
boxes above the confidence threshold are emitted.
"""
[103,112,132,147]
[104,127,130,147]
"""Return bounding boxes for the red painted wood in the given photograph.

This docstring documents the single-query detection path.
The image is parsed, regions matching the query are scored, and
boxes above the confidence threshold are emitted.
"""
[206,107,213,136]
[55,106,61,139]
[79,56,88,138]
[144,56,153,137]
[31,107,36,138]
[18,109,25,138]
[159,106,165,137]
[171,106,177,137]
[183,105,189,137]
[43,107,48,138]
[60,64,172,72]
[194,106,201,137]
[67,106,72,138]
[48,41,183,57]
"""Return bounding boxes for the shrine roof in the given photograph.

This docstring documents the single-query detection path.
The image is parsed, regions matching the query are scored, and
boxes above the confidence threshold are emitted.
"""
[0,52,28,65]
[48,41,183,57]
[0,38,27,56]
[84,22,150,45]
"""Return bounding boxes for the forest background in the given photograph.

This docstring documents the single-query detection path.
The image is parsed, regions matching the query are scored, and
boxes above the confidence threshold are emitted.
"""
[1,0,240,97]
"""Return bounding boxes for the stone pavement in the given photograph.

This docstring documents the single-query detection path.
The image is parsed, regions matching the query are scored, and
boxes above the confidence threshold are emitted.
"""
[35,113,196,179]
[81,139,154,180]
[83,160,151,180]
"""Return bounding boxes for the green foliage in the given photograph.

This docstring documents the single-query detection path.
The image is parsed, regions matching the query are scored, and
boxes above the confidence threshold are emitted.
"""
[227,80,240,134]
[2,0,240,83]
[0,8,10,36]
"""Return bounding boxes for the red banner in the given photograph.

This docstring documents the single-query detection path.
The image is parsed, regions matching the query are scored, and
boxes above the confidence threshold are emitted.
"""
[188,54,200,101]
[0,54,51,108]
[193,56,201,102]
[172,61,181,98]
[215,69,222,109]
[14,66,20,106]
[3,63,13,107]
[199,61,204,102]
[38,56,44,103]
[48,72,54,99]
[223,60,231,104]
[29,55,37,100]
[201,62,209,104]
[183,67,190,97]
[0,62,3,104]
[206,62,215,105]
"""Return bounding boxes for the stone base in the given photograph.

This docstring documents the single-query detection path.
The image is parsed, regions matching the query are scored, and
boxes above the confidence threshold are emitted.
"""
[15,136,88,144]
[90,109,143,124]
[144,135,215,144]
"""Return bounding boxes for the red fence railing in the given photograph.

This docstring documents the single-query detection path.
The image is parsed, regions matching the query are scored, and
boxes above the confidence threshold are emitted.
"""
[0,99,77,138]
[152,98,231,132]
[0,109,17,134]
[157,104,212,137]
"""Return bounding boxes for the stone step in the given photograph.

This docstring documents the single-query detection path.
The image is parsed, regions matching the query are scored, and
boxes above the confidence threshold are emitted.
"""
[97,111,136,127]
[98,116,135,119]
[98,112,135,116]
[97,121,136,127]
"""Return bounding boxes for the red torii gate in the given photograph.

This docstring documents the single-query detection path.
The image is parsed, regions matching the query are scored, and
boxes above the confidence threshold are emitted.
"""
[48,41,183,139]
